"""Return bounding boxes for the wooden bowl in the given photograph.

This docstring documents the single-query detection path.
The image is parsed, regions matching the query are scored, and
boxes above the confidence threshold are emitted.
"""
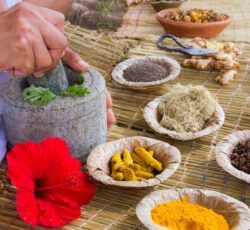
[156,8,231,38]
[87,136,181,188]
[151,0,187,12]
[136,189,250,230]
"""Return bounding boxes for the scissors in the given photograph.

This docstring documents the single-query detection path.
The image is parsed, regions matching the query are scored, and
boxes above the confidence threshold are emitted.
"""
[157,34,218,56]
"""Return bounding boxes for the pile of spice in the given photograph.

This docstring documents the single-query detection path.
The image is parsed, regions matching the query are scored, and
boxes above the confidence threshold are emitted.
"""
[123,62,169,82]
[183,37,241,84]
[167,9,228,23]
[151,200,229,230]
[158,84,217,133]
[110,147,163,181]
[230,140,250,174]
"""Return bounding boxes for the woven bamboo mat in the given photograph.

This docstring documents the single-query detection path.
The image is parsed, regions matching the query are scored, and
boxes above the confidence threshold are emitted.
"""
[116,0,250,43]
[0,23,250,230]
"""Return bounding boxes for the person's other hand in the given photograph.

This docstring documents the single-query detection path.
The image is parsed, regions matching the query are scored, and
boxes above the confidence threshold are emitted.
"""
[0,2,67,77]
[62,48,116,128]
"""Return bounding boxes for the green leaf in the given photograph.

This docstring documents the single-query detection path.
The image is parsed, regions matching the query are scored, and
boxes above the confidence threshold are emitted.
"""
[22,85,56,106]
[60,85,90,97]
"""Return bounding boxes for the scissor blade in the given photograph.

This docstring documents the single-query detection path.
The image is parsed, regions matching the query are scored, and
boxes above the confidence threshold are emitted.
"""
[184,48,218,56]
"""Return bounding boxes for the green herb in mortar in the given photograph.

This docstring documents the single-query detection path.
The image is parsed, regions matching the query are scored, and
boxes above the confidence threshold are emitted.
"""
[60,85,90,97]
[22,85,56,106]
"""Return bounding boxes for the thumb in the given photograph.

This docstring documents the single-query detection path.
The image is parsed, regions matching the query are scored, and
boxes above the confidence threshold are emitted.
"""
[62,47,89,72]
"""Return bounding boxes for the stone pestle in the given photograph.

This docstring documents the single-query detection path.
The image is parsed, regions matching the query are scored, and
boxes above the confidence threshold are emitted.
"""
[27,61,69,95]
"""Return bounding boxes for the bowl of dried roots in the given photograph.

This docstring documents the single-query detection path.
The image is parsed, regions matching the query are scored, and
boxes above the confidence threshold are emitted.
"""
[144,84,225,140]
[112,56,181,91]
[87,136,181,188]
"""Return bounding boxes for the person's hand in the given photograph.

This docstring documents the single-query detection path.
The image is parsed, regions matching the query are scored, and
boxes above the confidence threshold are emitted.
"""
[0,2,68,77]
[62,48,116,128]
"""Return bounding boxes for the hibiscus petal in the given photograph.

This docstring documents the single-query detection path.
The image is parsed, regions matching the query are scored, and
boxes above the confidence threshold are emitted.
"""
[16,190,39,226]
[7,137,96,228]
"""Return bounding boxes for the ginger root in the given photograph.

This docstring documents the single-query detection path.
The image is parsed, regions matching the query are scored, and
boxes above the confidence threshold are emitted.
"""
[216,69,238,85]
[182,38,241,85]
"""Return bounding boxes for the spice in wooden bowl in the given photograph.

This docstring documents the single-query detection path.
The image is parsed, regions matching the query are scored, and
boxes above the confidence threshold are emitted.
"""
[230,140,250,174]
[144,84,225,140]
[87,136,181,188]
[112,56,181,90]
[167,8,228,23]
[110,147,163,181]
[151,199,229,230]
[123,62,170,82]
[136,189,250,230]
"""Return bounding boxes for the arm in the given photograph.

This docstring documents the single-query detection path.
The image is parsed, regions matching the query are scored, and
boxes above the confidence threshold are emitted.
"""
[24,0,73,14]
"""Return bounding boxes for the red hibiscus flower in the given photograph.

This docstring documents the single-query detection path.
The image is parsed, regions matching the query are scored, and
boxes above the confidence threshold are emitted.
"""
[7,137,95,228]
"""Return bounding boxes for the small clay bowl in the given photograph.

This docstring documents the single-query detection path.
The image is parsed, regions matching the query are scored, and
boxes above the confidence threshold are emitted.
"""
[151,0,187,12]
[136,189,250,230]
[112,56,181,91]
[156,8,231,38]
[87,136,181,188]
[215,130,250,183]
[143,95,225,140]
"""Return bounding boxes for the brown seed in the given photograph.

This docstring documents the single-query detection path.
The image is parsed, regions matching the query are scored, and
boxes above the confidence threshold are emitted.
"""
[123,62,170,83]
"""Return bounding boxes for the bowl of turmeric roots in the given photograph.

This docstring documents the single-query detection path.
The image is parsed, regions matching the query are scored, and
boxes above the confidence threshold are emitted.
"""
[87,136,181,187]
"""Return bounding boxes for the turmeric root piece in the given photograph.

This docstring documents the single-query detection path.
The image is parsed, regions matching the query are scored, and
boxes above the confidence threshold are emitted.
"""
[122,168,137,181]
[136,177,145,181]
[111,152,123,165]
[149,150,154,157]
[131,152,147,167]
[111,153,124,172]
[135,171,154,179]
[111,172,124,181]
[123,149,133,165]
[135,147,163,172]
[128,163,141,172]
[216,70,238,85]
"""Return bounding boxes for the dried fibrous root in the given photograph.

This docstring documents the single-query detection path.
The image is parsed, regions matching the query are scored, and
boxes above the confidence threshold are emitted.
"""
[216,69,238,85]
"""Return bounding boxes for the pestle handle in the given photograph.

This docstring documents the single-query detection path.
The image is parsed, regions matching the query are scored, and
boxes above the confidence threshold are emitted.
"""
[26,60,69,95]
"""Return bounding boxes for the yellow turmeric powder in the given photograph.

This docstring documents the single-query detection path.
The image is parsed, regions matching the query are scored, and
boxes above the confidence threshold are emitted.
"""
[151,200,229,230]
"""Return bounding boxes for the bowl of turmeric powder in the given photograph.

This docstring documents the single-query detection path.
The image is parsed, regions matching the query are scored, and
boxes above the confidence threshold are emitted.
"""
[136,188,250,230]
[86,136,181,187]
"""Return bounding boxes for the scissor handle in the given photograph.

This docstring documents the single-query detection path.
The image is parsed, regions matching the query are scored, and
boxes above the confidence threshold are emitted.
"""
[157,34,191,53]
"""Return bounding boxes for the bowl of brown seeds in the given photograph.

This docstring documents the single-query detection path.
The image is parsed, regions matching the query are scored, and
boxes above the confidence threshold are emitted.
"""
[215,130,250,183]
[112,56,181,90]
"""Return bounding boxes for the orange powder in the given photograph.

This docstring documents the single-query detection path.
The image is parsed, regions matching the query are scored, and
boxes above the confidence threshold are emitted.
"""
[151,200,229,230]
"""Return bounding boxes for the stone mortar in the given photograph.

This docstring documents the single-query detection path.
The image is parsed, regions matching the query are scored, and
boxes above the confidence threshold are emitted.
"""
[1,67,107,162]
